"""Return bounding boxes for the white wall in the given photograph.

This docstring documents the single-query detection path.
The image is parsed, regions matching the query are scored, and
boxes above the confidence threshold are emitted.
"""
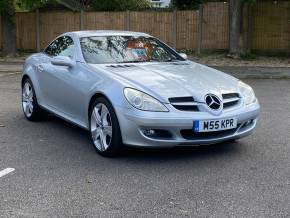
[149,0,171,8]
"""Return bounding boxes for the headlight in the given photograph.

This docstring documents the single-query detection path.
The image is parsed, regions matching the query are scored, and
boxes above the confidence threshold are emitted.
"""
[238,81,256,105]
[124,88,168,112]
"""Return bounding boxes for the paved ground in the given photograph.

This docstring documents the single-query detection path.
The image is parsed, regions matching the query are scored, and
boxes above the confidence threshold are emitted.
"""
[0,63,22,73]
[1,62,290,79]
[0,74,290,217]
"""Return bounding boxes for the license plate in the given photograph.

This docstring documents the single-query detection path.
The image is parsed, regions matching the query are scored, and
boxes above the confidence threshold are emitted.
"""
[193,118,237,132]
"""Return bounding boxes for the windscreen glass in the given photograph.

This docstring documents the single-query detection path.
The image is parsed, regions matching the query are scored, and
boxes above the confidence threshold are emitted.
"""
[80,36,182,64]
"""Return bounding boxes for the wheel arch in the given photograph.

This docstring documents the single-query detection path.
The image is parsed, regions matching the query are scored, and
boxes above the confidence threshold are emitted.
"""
[21,74,31,86]
[21,73,43,107]
[88,92,114,120]
[88,91,124,154]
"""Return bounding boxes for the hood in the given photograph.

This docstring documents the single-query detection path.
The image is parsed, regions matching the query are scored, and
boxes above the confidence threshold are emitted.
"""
[91,61,239,103]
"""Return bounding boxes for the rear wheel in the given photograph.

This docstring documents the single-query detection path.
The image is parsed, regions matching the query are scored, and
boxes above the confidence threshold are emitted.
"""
[89,97,122,157]
[22,78,46,121]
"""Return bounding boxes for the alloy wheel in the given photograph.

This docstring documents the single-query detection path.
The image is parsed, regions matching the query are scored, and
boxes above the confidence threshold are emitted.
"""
[22,82,34,118]
[90,103,113,151]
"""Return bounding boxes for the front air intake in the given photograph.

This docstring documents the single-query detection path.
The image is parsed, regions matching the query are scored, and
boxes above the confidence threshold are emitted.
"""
[222,93,240,109]
[169,97,200,112]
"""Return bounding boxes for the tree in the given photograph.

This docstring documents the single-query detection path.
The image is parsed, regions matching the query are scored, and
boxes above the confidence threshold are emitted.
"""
[229,0,243,55]
[0,0,150,55]
[0,0,17,55]
[55,0,91,11]
[172,0,202,10]
[0,0,48,55]
[229,0,255,56]
[90,0,151,11]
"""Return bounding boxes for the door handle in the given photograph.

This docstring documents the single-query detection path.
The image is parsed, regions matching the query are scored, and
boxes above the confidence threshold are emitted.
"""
[37,65,44,73]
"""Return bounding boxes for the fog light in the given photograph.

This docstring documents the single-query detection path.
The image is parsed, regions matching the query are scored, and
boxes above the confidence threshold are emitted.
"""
[142,129,172,139]
[244,119,253,127]
[144,129,155,136]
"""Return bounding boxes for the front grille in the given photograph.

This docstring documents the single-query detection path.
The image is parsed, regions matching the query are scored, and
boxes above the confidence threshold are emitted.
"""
[169,93,240,112]
[222,93,240,109]
[169,97,194,103]
[169,96,200,112]
[180,125,241,140]
[224,100,239,108]
[222,93,239,99]
[172,105,199,111]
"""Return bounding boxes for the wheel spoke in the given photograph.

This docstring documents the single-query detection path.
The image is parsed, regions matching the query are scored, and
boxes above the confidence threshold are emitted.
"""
[22,101,27,110]
[27,89,32,98]
[24,102,30,115]
[23,86,28,99]
[101,132,108,150]
[92,108,102,126]
[25,84,30,97]
[101,105,109,121]
[22,92,27,100]
[91,128,100,141]
[28,102,33,111]
[103,125,112,137]
[98,131,106,151]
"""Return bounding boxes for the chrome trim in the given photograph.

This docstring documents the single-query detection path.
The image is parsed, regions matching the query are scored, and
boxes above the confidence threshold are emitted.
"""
[223,97,240,104]
[171,102,203,106]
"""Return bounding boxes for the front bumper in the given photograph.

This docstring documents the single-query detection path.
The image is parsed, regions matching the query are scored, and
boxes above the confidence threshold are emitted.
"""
[115,101,260,147]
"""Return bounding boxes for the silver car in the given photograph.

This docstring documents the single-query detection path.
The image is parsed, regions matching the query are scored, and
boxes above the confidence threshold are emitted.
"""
[22,30,260,156]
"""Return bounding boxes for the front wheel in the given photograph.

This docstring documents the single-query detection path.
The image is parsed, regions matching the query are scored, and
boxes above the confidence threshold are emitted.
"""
[89,97,122,157]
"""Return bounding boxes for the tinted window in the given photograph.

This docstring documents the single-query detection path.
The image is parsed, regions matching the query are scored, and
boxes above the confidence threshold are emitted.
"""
[45,36,74,58]
[80,36,182,64]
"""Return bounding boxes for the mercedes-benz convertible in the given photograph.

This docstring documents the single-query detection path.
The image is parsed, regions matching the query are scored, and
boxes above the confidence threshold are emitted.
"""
[22,31,260,156]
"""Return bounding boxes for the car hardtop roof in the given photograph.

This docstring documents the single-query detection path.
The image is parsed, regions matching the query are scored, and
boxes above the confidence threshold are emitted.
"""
[68,30,152,38]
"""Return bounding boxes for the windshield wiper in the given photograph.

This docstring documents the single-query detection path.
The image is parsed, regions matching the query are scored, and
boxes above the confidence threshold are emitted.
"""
[164,58,180,62]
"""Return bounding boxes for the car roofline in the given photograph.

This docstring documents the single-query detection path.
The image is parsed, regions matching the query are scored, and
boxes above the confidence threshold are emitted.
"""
[67,30,152,38]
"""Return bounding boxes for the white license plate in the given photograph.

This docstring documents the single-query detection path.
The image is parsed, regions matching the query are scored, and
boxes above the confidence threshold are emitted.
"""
[193,118,237,132]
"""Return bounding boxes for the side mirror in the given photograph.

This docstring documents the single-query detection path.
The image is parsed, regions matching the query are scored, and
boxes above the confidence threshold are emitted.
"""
[51,56,75,67]
[179,53,188,60]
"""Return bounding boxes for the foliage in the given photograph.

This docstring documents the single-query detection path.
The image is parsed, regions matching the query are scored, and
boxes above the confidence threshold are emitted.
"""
[242,0,256,4]
[0,0,53,16]
[90,0,151,11]
[172,0,203,10]
[15,0,50,11]
[240,52,256,60]
[0,0,15,16]
[171,0,256,11]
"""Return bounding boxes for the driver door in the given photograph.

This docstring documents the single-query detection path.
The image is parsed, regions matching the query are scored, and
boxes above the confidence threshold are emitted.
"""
[38,36,82,119]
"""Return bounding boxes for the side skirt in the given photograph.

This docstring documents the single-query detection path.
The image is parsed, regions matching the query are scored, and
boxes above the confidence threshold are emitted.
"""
[39,104,89,131]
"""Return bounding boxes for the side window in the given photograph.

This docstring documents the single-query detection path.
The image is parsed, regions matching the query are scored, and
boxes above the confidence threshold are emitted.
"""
[45,36,74,58]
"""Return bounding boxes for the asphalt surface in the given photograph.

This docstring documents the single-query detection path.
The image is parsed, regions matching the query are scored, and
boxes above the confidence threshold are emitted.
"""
[0,74,290,217]
[1,62,290,79]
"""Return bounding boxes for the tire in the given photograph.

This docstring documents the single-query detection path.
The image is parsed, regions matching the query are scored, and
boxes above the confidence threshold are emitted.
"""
[22,78,46,121]
[89,97,122,157]
[228,139,238,143]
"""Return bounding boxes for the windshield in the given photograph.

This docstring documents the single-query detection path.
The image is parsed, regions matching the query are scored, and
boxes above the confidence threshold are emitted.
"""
[80,36,183,64]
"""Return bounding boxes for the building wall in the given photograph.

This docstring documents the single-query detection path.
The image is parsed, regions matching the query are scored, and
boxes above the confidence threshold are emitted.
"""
[150,0,171,8]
